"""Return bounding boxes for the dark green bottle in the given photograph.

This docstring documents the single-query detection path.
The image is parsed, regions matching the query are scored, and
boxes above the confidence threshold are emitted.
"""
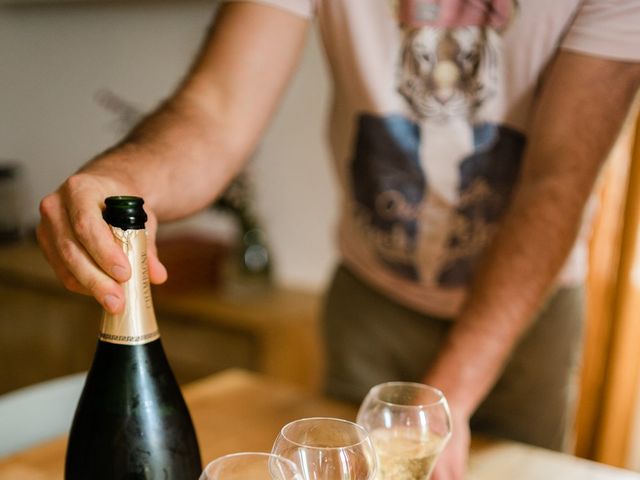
[65,196,201,480]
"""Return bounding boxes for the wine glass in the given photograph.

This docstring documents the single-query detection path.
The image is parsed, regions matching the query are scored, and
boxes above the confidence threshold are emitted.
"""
[356,382,452,480]
[271,417,378,480]
[200,452,303,480]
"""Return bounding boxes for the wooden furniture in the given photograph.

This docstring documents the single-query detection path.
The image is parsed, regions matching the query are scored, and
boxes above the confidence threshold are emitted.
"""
[1,369,639,479]
[575,102,640,466]
[0,242,322,395]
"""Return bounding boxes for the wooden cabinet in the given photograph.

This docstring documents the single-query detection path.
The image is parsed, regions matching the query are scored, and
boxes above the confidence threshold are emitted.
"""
[0,242,322,395]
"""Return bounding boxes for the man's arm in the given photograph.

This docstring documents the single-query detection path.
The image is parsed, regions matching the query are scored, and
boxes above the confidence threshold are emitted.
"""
[426,51,640,478]
[37,2,309,314]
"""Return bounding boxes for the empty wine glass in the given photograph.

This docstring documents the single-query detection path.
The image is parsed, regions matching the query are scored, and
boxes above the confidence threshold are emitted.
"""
[356,382,452,480]
[271,417,378,480]
[200,452,303,480]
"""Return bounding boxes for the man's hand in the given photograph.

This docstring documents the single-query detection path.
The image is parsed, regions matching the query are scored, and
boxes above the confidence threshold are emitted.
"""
[37,172,167,314]
[36,2,308,312]
[431,411,470,480]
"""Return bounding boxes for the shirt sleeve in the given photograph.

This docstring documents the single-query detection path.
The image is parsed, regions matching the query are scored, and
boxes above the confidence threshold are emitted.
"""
[221,0,315,19]
[561,0,640,62]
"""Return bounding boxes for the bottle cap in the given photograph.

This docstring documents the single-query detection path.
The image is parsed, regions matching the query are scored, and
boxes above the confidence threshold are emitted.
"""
[103,196,147,230]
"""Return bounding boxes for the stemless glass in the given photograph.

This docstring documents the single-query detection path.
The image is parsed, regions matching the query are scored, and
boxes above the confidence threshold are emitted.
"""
[356,382,452,480]
[200,452,303,480]
[272,417,378,480]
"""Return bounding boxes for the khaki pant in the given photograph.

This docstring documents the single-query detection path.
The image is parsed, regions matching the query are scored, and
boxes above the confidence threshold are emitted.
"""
[322,265,585,451]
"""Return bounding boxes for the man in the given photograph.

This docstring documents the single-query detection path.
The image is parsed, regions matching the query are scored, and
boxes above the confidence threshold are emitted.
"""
[37,1,640,478]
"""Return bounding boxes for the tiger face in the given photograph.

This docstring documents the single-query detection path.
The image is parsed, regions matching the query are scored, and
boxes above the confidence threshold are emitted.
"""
[397,26,500,121]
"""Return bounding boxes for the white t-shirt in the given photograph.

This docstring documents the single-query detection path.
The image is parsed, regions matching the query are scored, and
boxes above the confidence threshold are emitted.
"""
[225,0,640,317]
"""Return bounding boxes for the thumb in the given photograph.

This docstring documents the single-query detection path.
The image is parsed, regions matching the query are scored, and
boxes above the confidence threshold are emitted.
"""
[145,212,168,285]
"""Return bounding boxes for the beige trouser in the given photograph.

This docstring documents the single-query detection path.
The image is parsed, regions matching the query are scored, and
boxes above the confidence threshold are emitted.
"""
[322,265,585,452]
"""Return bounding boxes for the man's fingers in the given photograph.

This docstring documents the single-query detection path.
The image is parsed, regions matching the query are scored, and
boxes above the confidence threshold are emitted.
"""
[37,224,90,295]
[69,208,131,283]
[39,193,125,313]
[39,174,164,311]
[62,176,131,283]
[55,225,125,313]
[145,213,168,285]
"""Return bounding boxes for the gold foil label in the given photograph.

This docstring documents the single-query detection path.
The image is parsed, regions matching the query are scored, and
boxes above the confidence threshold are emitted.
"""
[99,227,160,345]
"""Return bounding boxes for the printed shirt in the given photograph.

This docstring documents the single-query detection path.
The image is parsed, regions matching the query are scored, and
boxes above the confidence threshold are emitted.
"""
[225,0,640,318]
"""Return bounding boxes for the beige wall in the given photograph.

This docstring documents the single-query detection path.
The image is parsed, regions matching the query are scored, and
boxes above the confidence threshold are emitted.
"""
[0,1,337,289]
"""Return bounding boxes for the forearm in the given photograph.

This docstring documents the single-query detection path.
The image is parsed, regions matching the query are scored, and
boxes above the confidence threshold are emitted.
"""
[78,2,308,221]
[424,51,640,416]
[81,92,245,222]
[425,172,589,415]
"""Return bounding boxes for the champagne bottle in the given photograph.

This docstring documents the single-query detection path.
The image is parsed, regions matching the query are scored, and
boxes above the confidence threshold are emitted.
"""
[65,196,202,480]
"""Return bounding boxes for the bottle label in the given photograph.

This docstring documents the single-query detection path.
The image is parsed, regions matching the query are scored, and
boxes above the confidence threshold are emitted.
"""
[99,227,160,345]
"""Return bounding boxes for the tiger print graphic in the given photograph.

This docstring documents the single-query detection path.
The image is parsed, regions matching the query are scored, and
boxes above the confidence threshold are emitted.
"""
[397,26,501,120]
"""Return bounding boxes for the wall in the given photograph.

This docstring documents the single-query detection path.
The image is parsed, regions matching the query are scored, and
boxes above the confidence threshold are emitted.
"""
[0,0,337,290]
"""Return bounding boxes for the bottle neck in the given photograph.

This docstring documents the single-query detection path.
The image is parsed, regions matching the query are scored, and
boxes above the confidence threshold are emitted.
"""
[99,226,160,345]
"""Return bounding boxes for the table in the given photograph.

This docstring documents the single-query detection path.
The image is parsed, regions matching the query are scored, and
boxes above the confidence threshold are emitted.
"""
[1,369,639,479]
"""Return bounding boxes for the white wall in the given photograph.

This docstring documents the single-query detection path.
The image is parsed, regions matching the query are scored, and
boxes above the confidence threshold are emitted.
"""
[0,0,337,290]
